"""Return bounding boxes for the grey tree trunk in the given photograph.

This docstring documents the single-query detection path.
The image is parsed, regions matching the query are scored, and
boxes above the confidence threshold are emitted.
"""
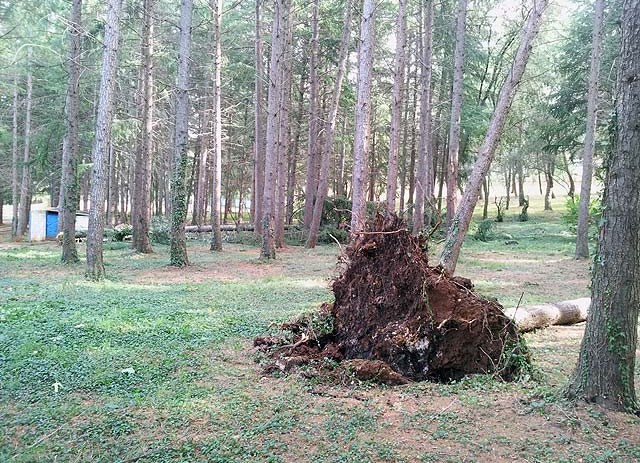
[253,0,266,234]
[302,0,321,231]
[306,0,353,248]
[350,0,376,235]
[439,0,548,274]
[16,48,33,241]
[543,162,554,211]
[132,0,155,254]
[169,0,193,267]
[86,0,123,280]
[261,0,290,259]
[275,14,293,249]
[193,104,209,227]
[11,72,19,238]
[60,0,83,264]
[210,0,223,252]
[445,0,467,228]
[412,0,434,235]
[575,0,605,259]
[567,0,640,412]
[385,0,407,215]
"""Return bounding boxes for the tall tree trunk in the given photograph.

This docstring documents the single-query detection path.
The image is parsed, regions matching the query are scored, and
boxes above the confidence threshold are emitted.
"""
[286,76,305,224]
[195,103,210,227]
[567,0,640,412]
[253,0,266,234]
[482,176,489,219]
[350,0,376,235]
[575,0,605,259]
[275,12,293,249]
[261,0,290,259]
[60,0,83,263]
[169,0,193,267]
[504,167,511,210]
[544,161,554,211]
[86,0,123,280]
[302,0,321,231]
[11,71,19,238]
[439,0,548,274]
[16,48,33,241]
[399,46,414,214]
[306,0,353,248]
[386,0,407,214]
[412,0,434,235]
[407,45,419,211]
[517,159,525,206]
[110,146,119,223]
[132,0,155,254]
[445,0,467,228]
[210,0,223,252]
[563,152,575,198]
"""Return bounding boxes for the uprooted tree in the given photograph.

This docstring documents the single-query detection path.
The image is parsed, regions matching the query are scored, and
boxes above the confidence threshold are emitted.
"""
[256,214,531,384]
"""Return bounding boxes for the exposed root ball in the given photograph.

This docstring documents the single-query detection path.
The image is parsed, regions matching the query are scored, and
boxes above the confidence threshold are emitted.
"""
[256,214,527,384]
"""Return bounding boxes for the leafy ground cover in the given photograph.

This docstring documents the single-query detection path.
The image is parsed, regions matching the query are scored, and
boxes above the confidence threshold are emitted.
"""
[1,197,639,462]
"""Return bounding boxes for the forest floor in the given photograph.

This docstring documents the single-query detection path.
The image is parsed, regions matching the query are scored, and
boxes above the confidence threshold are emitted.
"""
[1,197,639,463]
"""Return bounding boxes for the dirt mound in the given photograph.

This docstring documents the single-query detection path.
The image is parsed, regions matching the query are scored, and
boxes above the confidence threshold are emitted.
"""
[256,214,527,384]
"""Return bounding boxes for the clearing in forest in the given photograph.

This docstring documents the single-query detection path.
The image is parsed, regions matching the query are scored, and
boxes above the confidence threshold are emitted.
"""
[1,199,639,462]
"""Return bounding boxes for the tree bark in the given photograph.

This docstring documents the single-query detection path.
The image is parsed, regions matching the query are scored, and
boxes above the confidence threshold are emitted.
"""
[261,0,290,259]
[169,0,193,267]
[132,0,155,254]
[567,0,640,412]
[350,0,376,235]
[575,0,605,259]
[543,161,554,211]
[504,298,590,333]
[563,152,575,198]
[306,0,353,248]
[274,12,293,249]
[210,0,223,252]
[11,71,19,238]
[302,0,321,231]
[445,0,467,228]
[253,0,266,234]
[385,0,407,214]
[439,0,548,274]
[412,0,434,235]
[86,0,123,280]
[60,0,83,264]
[16,48,33,241]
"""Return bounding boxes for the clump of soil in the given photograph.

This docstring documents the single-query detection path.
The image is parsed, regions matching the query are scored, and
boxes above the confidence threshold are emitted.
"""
[255,214,527,384]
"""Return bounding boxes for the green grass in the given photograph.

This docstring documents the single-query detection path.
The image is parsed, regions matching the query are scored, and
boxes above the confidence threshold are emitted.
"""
[1,242,334,462]
[2,199,639,462]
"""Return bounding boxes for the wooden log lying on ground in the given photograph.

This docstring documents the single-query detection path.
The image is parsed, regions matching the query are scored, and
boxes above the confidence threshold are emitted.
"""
[504,298,590,333]
[185,224,253,232]
[185,224,300,233]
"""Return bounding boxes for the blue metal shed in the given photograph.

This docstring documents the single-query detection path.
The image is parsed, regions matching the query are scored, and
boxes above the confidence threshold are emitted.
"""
[45,210,59,239]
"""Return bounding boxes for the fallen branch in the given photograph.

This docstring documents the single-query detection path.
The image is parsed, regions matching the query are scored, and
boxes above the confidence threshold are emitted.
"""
[504,298,590,333]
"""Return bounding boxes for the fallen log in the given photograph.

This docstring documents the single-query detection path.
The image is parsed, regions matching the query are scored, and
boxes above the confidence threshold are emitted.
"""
[184,224,253,232]
[504,298,590,333]
[184,224,300,233]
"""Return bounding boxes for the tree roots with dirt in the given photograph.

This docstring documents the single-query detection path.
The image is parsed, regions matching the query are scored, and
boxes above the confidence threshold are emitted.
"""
[255,214,530,384]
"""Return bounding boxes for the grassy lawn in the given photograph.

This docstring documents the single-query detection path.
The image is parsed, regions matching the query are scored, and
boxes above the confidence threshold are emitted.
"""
[1,196,639,462]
